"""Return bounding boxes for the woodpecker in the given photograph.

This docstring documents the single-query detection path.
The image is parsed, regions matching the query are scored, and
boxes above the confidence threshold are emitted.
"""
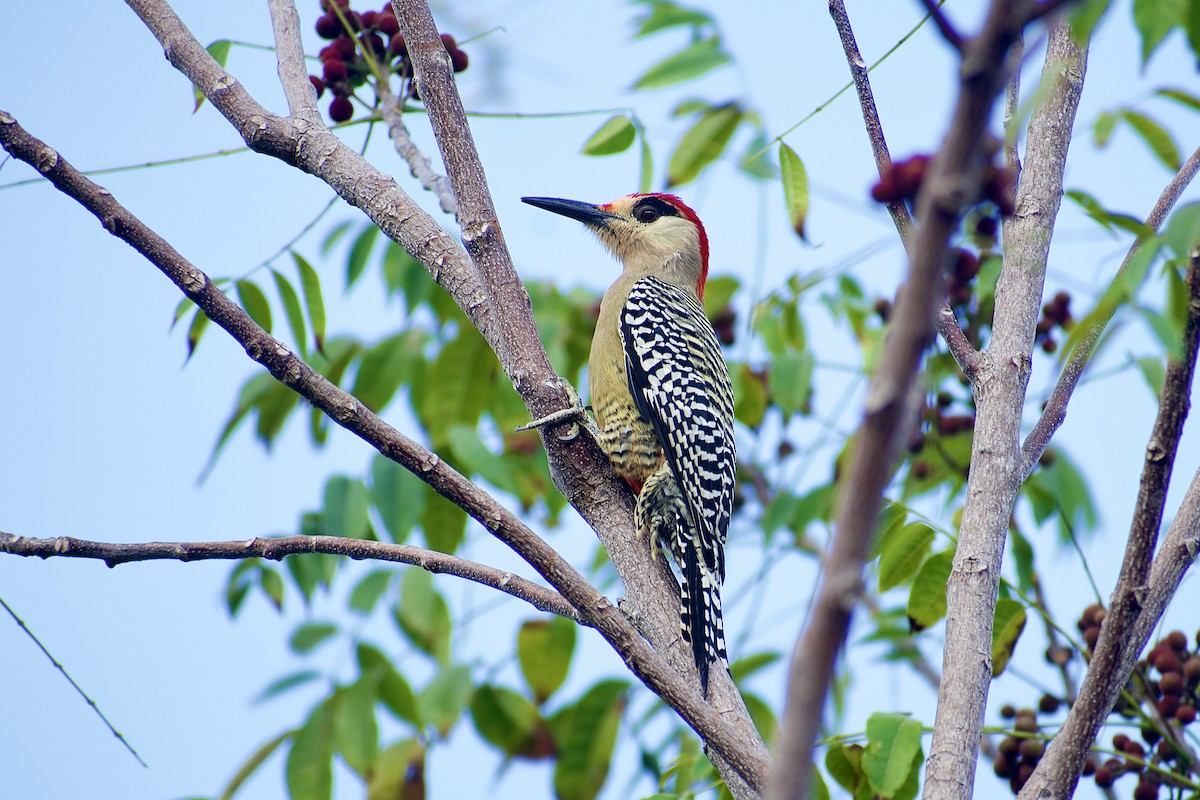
[522,193,736,695]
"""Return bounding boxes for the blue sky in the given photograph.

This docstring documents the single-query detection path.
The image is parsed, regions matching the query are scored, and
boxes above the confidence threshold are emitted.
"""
[2,2,1199,799]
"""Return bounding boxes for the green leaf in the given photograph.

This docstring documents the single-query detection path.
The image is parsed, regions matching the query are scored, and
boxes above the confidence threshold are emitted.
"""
[702,274,741,319]
[825,743,870,799]
[334,679,379,778]
[217,729,294,800]
[1092,110,1119,147]
[633,37,730,90]
[260,565,285,611]
[581,115,637,156]
[906,548,955,630]
[421,489,468,555]
[1155,87,1200,111]
[418,664,473,739]
[517,617,577,704]
[366,739,424,800]
[730,361,767,429]
[185,307,210,362]
[730,651,781,682]
[634,1,713,37]
[347,224,380,291]
[667,102,742,188]
[349,569,393,615]
[1070,0,1111,43]
[194,40,232,112]
[446,425,519,496]
[1165,202,1200,260]
[370,454,426,543]
[768,350,814,419]
[352,331,420,413]
[878,522,936,593]
[470,684,540,755]
[357,643,420,726]
[225,559,259,616]
[321,220,354,255]
[552,680,628,800]
[741,690,780,745]
[991,598,1027,677]
[236,279,273,333]
[1136,354,1167,397]
[293,252,327,354]
[287,698,335,800]
[1121,110,1182,170]
[862,713,923,799]
[395,568,452,663]
[255,670,322,704]
[418,329,496,448]
[1133,0,1186,63]
[272,268,308,358]
[1009,526,1035,595]
[290,622,339,654]
[324,475,371,539]
[780,143,810,240]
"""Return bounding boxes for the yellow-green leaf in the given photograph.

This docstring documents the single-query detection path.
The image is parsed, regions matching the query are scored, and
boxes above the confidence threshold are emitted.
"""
[780,143,810,240]
[991,598,1027,677]
[237,279,273,333]
[1122,110,1182,170]
[293,251,326,354]
[272,268,308,358]
[287,698,335,800]
[581,115,636,156]
[878,522,935,593]
[906,548,955,630]
[194,40,231,112]
[862,713,923,799]
[667,102,742,187]
[517,617,577,704]
[633,37,730,90]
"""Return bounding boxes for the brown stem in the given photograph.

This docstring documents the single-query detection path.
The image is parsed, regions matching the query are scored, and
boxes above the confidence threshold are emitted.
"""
[1,532,578,619]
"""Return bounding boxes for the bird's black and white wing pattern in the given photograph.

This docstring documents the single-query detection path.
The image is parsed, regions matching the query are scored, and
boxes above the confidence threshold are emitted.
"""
[621,276,736,684]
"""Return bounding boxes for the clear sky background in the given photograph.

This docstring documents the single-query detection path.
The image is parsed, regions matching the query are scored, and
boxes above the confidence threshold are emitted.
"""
[2,2,1199,799]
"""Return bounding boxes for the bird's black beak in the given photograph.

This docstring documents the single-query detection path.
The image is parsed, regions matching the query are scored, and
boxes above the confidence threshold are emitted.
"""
[521,196,618,228]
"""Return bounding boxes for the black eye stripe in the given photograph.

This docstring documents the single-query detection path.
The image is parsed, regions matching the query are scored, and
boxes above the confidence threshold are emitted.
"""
[633,196,679,223]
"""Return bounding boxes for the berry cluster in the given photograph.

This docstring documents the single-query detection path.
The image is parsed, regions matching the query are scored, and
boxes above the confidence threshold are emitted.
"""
[309,0,468,124]
[1034,290,1073,355]
[869,152,1017,216]
[906,392,976,479]
[993,705,1057,793]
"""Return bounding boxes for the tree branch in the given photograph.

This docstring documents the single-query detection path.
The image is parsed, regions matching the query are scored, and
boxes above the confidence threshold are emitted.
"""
[0,531,578,619]
[827,0,980,379]
[392,2,769,794]
[924,18,1086,800]
[919,0,965,50]
[1018,250,1200,799]
[0,108,767,794]
[1020,144,1200,478]
[769,3,1035,797]
[267,0,320,121]
[376,80,458,216]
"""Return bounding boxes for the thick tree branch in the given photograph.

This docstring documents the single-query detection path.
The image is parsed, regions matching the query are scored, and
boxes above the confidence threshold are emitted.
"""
[827,0,980,379]
[1019,251,1200,799]
[1020,144,1200,477]
[0,532,578,620]
[267,0,320,121]
[0,111,768,793]
[393,2,768,794]
[924,19,1086,800]
[769,4,1036,797]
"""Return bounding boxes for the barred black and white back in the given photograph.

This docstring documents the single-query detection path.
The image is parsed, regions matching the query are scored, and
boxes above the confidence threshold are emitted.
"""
[620,275,736,693]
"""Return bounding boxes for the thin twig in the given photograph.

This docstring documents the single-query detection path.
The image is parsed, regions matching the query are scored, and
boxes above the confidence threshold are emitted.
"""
[827,0,981,378]
[0,596,147,767]
[375,80,458,215]
[0,110,768,794]
[919,0,965,50]
[0,532,577,619]
[1020,145,1200,478]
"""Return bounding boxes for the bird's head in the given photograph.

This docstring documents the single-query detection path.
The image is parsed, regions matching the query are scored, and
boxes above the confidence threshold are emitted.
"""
[522,193,710,301]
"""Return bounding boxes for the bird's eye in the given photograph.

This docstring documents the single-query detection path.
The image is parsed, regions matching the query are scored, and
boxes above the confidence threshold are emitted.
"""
[637,207,660,223]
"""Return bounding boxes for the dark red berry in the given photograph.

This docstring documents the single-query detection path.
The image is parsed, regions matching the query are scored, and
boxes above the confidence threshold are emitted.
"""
[1141,724,1161,745]
[1133,779,1159,800]
[911,461,932,479]
[440,33,457,50]
[1094,767,1114,788]
[378,13,399,35]
[1083,626,1101,649]
[309,75,325,99]
[1082,758,1096,776]
[331,36,356,59]
[1156,740,1174,759]
[975,215,998,240]
[322,58,348,82]
[328,96,354,123]
[1157,696,1180,718]
[1183,656,1200,683]
[953,249,980,282]
[1124,740,1145,760]
[1038,694,1061,714]
[871,175,900,203]
[1019,738,1045,761]
[388,33,407,58]
[361,10,378,29]
[315,13,341,39]
[1166,630,1189,651]
[1154,649,1181,674]
[1176,704,1196,725]
[450,48,469,73]
[993,752,1016,778]
[1161,672,1184,695]
[1113,734,1130,751]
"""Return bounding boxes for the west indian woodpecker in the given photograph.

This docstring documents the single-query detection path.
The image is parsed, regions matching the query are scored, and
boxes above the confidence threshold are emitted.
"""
[521,193,736,695]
